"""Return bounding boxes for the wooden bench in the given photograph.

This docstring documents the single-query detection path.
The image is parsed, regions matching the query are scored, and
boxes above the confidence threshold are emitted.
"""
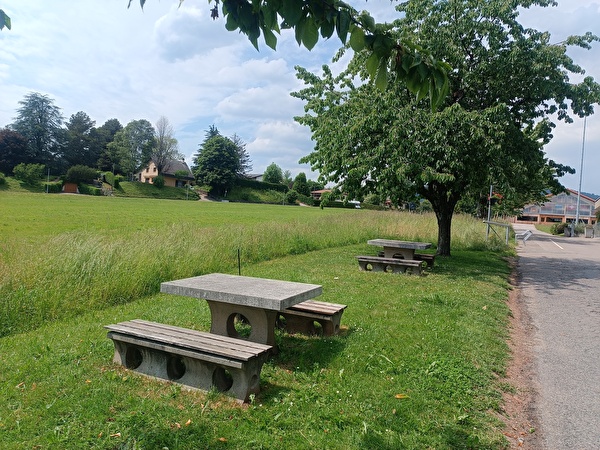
[515,229,533,244]
[413,253,436,268]
[379,250,436,268]
[105,319,272,403]
[278,300,347,336]
[357,255,424,275]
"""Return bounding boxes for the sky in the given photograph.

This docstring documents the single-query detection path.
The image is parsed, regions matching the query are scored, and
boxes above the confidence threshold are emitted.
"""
[1,1,599,194]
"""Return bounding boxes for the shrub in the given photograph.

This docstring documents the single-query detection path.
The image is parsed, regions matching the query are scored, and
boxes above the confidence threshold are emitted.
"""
[44,181,63,193]
[114,175,124,188]
[153,175,165,188]
[0,172,5,185]
[297,193,314,206]
[66,165,99,184]
[103,171,115,187]
[77,184,102,196]
[13,163,45,185]
[234,177,287,192]
[550,222,566,235]
[285,189,299,204]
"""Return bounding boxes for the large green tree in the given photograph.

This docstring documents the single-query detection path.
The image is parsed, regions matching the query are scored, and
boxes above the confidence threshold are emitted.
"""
[192,126,240,195]
[10,92,65,171]
[96,118,124,172]
[293,0,599,256]
[262,162,284,184]
[63,111,97,168]
[107,119,156,178]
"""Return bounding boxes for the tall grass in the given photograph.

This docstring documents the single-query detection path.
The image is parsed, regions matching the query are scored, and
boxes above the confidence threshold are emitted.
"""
[1,193,499,337]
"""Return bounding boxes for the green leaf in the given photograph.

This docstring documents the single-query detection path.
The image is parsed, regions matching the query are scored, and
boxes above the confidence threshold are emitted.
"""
[302,17,319,50]
[294,16,306,47]
[366,53,380,79]
[349,26,365,52]
[375,58,389,90]
[262,25,278,50]
[225,13,239,32]
[0,9,11,30]
[336,10,351,43]
[281,0,303,26]
[320,18,335,39]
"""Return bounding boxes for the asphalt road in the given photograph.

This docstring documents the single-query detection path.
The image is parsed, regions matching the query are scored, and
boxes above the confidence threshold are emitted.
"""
[514,224,600,449]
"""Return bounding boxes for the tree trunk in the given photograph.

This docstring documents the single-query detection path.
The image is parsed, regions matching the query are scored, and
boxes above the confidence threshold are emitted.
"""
[435,208,453,256]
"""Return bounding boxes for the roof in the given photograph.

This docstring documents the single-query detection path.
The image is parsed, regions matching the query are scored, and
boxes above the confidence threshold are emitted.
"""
[161,160,194,180]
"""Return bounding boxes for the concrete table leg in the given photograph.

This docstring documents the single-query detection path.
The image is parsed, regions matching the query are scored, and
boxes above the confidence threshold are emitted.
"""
[206,301,279,347]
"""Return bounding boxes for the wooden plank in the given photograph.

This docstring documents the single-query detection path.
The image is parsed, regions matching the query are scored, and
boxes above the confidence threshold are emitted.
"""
[130,320,272,353]
[107,332,245,369]
[105,320,270,361]
[356,256,422,266]
[289,300,346,315]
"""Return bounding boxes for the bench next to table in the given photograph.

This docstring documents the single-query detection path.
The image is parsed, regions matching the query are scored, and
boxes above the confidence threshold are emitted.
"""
[413,253,436,268]
[105,319,272,403]
[278,300,347,336]
[377,251,436,269]
[357,255,424,275]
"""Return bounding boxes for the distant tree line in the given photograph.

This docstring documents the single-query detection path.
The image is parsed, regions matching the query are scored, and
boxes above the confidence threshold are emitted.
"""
[0,92,183,183]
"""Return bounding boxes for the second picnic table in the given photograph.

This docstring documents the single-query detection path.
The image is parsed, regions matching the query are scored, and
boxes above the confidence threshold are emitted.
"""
[160,273,323,347]
[367,239,432,260]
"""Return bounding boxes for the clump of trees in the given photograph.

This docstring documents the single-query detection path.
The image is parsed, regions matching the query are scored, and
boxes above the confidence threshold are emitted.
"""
[0,92,185,190]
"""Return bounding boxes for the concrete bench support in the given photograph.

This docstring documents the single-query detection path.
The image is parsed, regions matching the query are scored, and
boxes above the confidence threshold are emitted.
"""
[105,319,272,402]
[279,300,347,336]
[357,255,424,275]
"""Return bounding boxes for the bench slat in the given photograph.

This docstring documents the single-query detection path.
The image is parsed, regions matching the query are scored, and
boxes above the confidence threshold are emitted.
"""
[288,300,347,315]
[356,256,422,266]
[105,320,270,361]
[107,331,246,369]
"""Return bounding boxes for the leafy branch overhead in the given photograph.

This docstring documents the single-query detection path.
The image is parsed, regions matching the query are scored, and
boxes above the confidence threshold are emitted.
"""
[0,9,11,30]
[128,0,449,107]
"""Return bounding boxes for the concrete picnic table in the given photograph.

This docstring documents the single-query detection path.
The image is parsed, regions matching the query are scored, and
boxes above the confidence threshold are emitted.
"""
[160,273,322,347]
[367,239,432,260]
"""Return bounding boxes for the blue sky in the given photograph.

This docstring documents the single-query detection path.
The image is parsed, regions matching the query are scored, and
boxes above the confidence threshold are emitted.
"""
[1,1,599,194]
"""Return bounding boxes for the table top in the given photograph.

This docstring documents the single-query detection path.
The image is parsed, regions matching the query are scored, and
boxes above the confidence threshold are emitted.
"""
[160,273,323,311]
[367,239,432,250]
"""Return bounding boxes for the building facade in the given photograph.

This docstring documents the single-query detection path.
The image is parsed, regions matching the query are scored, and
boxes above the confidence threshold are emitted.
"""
[517,189,599,225]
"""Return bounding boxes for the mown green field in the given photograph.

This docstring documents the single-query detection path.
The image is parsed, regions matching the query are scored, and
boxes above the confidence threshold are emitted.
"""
[0,189,516,449]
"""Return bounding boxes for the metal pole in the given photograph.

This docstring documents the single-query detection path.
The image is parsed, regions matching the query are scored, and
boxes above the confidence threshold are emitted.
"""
[575,116,587,225]
[486,184,493,239]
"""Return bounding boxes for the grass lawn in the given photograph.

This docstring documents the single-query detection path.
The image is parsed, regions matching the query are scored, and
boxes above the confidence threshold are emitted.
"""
[0,189,516,448]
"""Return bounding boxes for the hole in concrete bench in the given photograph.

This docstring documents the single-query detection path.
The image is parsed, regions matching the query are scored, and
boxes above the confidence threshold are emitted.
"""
[167,355,186,380]
[227,313,252,339]
[365,263,374,271]
[125,346,143,370]
[212,367,234,392]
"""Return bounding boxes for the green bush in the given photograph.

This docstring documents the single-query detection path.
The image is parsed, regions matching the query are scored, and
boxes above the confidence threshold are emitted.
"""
[13,163,45,185]
[153,175,165,188]
[0,172,5,185]
[550,222,566,235]
[77,184,102,196]
[103,171,115,187]
[297,193,314,206]
[114,175,124,188]
[234,177,287,192]
[285,189,299,204]
[66,165,99,184]
[44,181,63,193]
